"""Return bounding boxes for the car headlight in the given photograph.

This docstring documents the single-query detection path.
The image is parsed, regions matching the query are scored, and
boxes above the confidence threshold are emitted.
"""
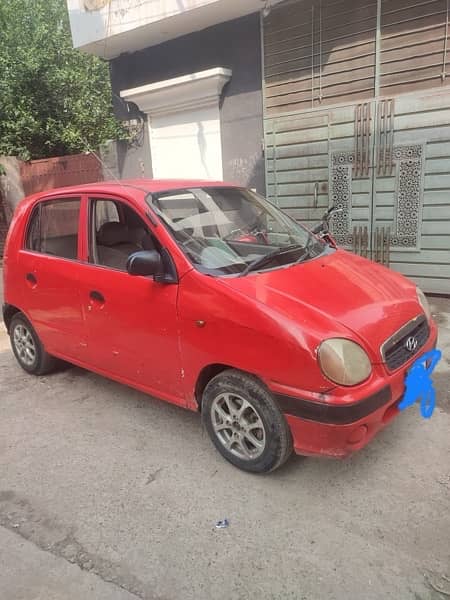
[416,287,431,321]
[318,338,372,386]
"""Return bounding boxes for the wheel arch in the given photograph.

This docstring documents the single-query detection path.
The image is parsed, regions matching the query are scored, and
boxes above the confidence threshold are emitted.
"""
[194,363,271,412]
[2,303,21,333]
[195,364,232,411]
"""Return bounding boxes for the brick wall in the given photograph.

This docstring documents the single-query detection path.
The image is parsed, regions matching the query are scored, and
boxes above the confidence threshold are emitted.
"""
[0,152,103,259]
[20,153,102,196]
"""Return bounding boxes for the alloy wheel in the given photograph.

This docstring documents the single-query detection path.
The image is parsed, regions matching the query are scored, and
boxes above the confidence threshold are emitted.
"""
[211,392,267,460]
[13,324,37,367]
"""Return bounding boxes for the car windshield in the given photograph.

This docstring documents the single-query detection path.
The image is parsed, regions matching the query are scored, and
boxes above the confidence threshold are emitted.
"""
[147,187,327,276]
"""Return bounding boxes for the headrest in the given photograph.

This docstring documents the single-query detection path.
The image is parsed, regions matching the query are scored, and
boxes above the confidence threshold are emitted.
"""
[129,226,155,251]
[128,226,146,245]
[97,222,129,246]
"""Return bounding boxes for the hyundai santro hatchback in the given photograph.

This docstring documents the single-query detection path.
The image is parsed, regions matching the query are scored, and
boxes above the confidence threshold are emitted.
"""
[2,180,437,472]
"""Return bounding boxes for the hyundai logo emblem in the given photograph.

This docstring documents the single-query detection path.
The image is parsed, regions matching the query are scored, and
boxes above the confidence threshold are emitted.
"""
[405,336,419,352]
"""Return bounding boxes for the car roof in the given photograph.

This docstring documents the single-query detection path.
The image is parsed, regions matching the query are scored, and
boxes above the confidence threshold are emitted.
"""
[30,178,240,200]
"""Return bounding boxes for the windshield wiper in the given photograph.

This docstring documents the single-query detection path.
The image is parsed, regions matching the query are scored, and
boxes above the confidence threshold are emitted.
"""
[294,235,324,264]
[239,244,305,277]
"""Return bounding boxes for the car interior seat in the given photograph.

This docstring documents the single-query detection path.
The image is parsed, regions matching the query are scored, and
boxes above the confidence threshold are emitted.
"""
[96,222,149,270]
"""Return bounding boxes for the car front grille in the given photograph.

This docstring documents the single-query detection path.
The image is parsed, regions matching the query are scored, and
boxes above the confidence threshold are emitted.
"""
[381,315,430,371]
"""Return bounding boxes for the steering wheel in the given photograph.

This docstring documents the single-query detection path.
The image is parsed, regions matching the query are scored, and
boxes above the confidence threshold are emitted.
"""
[225,218,269,244]
[223,227,246,241]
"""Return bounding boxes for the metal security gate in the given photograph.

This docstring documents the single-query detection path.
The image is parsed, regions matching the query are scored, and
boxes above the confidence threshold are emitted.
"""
[264,0,450,293]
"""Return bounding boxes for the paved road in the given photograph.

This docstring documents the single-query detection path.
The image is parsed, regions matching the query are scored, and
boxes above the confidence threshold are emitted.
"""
[1,270,449,599]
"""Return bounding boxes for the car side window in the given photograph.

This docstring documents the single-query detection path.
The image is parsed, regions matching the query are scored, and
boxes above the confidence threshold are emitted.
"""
[90,198,157,271]
[25,198,81,260]
[95,199,120,230]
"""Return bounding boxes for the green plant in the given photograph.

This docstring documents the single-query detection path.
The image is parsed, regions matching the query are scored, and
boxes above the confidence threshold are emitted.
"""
[0,0,125,160]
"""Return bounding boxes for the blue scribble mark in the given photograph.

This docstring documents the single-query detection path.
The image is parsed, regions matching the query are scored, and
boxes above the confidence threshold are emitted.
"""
[399,349,442,419]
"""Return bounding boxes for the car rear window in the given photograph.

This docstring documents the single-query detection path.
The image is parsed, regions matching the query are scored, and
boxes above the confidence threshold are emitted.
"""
[26,198,81,260]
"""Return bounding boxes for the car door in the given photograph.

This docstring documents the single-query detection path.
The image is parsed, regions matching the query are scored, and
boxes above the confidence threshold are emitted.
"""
[77,195,184,405]
[18,195,88,360]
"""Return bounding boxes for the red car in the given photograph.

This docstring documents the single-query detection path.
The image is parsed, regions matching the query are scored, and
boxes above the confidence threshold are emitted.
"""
[2,180,437,473]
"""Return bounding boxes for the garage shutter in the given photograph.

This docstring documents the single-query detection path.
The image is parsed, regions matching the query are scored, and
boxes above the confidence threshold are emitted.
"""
[380,0,450,96]
[264,0,377,115]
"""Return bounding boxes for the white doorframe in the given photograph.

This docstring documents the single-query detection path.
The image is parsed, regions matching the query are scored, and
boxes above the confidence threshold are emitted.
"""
[121,68,232,180]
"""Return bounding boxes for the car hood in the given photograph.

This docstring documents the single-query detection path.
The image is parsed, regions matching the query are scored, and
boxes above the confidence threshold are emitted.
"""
[220,249,422,359]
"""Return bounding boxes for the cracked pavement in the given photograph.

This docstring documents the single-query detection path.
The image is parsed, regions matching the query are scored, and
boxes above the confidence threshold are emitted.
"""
[0,270,449,599]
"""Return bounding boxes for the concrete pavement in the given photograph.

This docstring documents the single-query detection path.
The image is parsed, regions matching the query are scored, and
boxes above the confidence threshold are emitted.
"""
[0,269,449,599]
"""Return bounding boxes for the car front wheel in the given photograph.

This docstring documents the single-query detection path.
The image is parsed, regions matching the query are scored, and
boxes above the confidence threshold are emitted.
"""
[202,369,293,473]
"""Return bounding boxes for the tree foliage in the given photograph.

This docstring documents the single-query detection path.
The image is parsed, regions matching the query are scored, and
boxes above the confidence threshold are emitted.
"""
[0,0,123,160]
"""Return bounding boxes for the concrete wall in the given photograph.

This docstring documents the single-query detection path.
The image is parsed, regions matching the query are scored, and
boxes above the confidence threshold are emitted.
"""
[110,13,265,193]
[67,0,269,58]
[0,157,25,221]
[100,136,153,181]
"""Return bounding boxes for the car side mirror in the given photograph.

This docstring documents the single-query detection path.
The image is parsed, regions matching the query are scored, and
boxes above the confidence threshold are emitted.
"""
[126,250,162,277]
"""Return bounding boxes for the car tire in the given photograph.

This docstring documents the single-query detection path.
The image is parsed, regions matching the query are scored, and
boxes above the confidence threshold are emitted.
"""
[10,313,57,375]
[202,369,293,473]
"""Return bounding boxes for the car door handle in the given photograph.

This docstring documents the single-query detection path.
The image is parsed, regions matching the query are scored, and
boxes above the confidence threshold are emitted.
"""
[89,290,105,303]
[26,273,37,285]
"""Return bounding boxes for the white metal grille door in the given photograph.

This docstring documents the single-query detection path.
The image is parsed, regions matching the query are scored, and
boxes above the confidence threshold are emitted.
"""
[264,0,450,293]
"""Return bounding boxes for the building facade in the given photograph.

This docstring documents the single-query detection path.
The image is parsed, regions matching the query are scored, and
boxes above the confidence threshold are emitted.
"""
[110,13,265,193]
[67,0,450,294]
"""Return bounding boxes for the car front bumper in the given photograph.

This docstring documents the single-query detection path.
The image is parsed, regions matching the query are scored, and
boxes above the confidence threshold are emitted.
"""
[271,322,438,458]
